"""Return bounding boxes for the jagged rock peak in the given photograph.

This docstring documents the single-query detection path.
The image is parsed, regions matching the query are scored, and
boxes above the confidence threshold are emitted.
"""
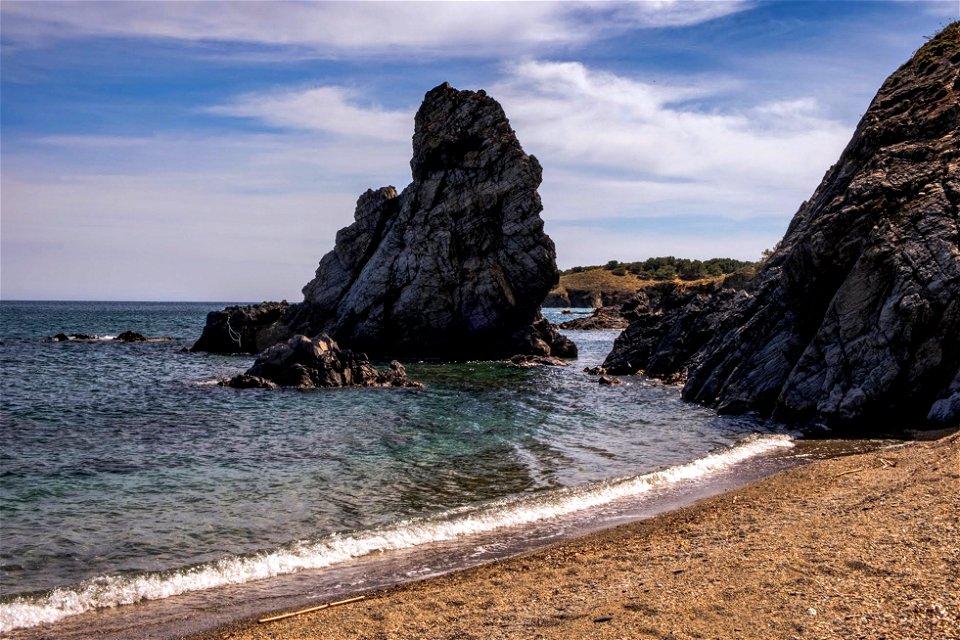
[603,22,960,432]
[411,82,515,178]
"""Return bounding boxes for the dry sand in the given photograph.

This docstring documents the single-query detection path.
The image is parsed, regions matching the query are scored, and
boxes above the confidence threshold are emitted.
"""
[198,432,959,640]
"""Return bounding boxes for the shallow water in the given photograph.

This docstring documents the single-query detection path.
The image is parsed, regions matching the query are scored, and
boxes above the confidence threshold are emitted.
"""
[0,301,795,634]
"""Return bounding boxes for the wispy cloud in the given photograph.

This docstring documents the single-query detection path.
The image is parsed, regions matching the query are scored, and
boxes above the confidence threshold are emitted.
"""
[207,86,412,140]
[1,1,748,55]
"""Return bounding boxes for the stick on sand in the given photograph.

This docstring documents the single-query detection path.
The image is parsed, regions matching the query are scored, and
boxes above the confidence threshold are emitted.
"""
[257,595,367,623]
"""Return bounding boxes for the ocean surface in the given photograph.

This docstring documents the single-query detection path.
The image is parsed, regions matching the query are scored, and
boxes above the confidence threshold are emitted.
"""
[0,301,808,637]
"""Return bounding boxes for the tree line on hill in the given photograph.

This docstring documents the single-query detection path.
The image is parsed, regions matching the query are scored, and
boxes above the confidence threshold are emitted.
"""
[562,256,757,281]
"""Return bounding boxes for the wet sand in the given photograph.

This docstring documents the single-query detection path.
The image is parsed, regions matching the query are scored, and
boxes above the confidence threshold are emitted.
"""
[196,432,959,640]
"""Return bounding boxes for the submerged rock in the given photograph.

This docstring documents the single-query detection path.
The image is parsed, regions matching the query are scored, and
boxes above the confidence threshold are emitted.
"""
[195,83,574,361]
[224,334,422,390]
[603,23,960,431]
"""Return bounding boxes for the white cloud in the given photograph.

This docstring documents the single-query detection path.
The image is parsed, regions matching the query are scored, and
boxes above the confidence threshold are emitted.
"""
[207,86,411,141]
[1,1,748,55]
[492,60,851,223]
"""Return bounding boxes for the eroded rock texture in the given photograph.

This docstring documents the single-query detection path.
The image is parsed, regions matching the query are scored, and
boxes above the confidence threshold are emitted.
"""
[195,83,574,361]
[604,23,960,430]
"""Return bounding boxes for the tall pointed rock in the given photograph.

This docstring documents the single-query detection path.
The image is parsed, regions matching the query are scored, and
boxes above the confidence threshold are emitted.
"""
[194,83,575,360]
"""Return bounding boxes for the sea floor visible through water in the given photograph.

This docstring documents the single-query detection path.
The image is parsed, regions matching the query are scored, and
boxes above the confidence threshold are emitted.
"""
[0,301,892,639]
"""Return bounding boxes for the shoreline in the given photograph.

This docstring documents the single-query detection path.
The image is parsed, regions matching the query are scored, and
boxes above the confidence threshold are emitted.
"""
[192,431,959,640]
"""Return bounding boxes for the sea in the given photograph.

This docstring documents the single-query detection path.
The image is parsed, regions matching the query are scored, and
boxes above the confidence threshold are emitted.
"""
[0,301,858,638]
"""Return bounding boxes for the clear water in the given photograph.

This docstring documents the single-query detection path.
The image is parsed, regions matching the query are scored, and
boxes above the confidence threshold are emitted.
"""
[0,301,792,634]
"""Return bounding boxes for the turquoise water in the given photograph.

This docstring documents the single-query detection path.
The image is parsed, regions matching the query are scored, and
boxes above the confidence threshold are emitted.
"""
[0,301,790,633]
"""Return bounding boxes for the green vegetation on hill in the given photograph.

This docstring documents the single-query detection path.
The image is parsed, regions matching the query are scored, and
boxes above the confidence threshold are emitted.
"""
[562,256,756,281]
[545,257,761,308]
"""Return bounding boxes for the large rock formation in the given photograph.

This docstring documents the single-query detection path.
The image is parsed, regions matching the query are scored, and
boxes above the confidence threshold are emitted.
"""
[604,23,960,430]
[194,83,575,361]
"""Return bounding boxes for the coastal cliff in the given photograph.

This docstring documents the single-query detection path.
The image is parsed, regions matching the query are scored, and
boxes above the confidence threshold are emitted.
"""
[604,23,960,430]
[194,83,574,360]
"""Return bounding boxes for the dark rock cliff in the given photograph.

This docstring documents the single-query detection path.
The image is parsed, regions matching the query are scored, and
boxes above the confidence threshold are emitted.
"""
[603,23,960,430]
[194,83,574,360]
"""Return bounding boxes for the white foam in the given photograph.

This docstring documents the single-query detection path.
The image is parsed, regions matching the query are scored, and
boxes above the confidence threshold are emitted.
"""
[0,434,792,632]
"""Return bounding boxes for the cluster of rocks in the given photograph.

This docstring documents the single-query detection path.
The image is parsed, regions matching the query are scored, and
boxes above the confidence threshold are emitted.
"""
[197,25,960,430]
[50,333,96,342]
[602,280,753,380]
[603,23,960,431]
[224,334,422,390]
[49,331,169,343]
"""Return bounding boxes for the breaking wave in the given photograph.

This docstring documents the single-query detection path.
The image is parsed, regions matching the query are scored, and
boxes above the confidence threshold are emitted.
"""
[0,434,792,632]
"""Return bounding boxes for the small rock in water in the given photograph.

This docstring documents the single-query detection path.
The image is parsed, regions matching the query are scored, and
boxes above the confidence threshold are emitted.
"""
[224,374,277,390]
[598,375,622,386]
[114,331,148,342]
[49,333,96,342]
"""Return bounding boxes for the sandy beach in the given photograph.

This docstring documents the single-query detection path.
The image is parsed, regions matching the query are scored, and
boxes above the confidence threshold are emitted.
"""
[193,432,959,640]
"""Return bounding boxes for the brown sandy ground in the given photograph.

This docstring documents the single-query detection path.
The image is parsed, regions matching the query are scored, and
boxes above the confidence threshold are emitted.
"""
[199,433,959,640]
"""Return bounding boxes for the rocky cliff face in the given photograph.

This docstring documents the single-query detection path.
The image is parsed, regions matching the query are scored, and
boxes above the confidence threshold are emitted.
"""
[604,23,960,430]
[194,83,575,360]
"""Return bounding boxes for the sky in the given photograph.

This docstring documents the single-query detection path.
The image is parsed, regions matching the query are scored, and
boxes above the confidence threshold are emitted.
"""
[1,1,957,302]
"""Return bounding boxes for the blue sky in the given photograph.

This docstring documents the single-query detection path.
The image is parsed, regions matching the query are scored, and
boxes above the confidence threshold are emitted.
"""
[1,1,956,301]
